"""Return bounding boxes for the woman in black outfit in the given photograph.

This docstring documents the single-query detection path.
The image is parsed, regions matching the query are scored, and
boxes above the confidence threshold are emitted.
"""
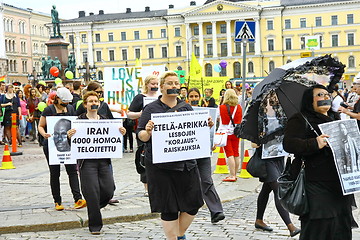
[68,91,126,235]
[283,84,357,240]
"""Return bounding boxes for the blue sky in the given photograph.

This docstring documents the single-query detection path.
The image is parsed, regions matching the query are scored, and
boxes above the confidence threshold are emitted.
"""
[2,0,205,19]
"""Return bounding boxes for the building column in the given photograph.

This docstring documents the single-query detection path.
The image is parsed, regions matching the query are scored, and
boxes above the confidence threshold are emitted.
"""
[212,21,218,58]
[75,32,81,67]
[226,20,232,57]
[185,23,191,61]
[254,17,261,55]
[198,22,204,60]
[87,30,94,65]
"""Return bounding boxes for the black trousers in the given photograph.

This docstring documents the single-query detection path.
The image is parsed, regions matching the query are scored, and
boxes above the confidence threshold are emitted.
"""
[79,159,115,232]
[43,144,82,204]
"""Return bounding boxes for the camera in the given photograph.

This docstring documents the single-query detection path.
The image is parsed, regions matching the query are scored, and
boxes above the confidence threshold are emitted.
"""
[340,102,349,108]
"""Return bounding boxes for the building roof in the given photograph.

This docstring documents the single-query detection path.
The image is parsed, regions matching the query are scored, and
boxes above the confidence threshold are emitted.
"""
[61,9,168,23]
[280,0,350,6]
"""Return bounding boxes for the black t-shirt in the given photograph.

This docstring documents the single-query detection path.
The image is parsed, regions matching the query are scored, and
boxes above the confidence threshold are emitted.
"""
[128,94,145,112]
[354,99,360,129]
[75,101,114,119]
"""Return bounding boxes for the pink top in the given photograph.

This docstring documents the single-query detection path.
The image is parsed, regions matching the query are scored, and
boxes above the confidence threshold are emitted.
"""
[20,99,28,116]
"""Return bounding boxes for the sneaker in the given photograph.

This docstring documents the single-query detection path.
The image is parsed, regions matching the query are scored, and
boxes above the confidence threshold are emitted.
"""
[74,199,87,209]
[18,144,22,147]
[55,203,64,211]
[91,231,101,235]
[33,140,39,144]
[130,149,134,153]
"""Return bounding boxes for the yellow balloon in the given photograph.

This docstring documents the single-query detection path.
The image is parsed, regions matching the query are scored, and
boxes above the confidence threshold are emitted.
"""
[38,102,47,112]
[65,71,74,79]
[55,78,62,85]
[38,81,46,86]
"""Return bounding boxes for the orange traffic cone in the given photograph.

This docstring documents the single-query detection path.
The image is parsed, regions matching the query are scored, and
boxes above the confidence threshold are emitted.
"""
[238,149,252,178]
[0,144,16,169]
[213,147,229,174]
[213,146,220,153]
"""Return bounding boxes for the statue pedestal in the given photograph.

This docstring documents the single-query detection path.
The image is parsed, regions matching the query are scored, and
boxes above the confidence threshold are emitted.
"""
[46,37,69,78]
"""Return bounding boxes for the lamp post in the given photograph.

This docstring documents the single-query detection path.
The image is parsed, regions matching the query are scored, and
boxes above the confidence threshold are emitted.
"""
[78,62,97,84]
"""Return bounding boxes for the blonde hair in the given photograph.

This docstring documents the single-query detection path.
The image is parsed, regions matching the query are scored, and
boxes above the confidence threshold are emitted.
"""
[142,75,158,94]
[223,89,238,106]
[159,71,178,85]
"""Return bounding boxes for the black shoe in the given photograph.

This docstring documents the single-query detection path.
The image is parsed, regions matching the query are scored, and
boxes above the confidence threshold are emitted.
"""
[290,228,301,237]
[108,199,119,205]
[211,212,225,224]
[255,223,273,232]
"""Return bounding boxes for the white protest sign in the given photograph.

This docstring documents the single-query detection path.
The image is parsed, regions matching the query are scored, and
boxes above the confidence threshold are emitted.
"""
[151,110,211,163]
[318,119,360,195]
[70,119,123,159]
[47,116,77,165]
[143,97,157,107]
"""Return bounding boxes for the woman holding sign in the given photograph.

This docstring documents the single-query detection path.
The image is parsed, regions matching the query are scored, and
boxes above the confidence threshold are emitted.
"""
[283,85,357,240]
[128,74,159,196]
[68,91,126,235]
[138,71,214,240]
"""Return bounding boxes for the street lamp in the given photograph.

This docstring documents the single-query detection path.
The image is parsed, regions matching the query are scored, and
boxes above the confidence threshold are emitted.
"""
[78,62,97,84]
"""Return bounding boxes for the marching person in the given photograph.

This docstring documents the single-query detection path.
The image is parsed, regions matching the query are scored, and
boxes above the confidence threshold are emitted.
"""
[68,91,126,235]
[283,84,357,240]
[38,87,86,211]
[137,71,207,240]
[219,89,242,182]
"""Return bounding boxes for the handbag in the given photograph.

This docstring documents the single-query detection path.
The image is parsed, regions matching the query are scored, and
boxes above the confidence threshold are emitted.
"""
[214,129,228,147]
[277,156,309,216]
[226,104,241,137]
[246,147,267,178]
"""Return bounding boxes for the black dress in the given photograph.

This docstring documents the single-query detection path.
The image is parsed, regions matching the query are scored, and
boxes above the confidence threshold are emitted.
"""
[283,111,357,240]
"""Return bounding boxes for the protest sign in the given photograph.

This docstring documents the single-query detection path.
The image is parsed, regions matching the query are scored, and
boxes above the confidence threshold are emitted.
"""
[151,110,211,163]
[318,119,360,195]
[103,66,164,117]
[262,135,288,159]
[143,97,157,107]
[70,119,123,159]
[47,116,77,165]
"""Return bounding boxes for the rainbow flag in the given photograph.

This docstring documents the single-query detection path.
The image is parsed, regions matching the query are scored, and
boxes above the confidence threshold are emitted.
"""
[0,75,5,82]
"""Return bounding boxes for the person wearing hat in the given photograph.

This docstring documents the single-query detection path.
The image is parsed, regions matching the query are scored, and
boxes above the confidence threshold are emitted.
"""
[38,87,86,211]
[339,78,360,129]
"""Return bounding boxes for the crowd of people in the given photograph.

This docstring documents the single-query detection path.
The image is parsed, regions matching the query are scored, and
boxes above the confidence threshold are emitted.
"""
[2,73,359,239]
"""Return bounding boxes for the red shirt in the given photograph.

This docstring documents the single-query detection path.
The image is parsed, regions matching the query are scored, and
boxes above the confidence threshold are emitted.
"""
[219,104,242,125]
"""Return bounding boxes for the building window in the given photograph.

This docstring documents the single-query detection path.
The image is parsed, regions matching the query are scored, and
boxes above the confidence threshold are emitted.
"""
[176,46,182,57]
[285,38,292,50]
[96,51,102,62]
[220,67,226,77]
[268,39,274,51]
[235,42,241,53]
[233,62,241,78]
[147,30,153,39]
[348,33,354,46]
[135,49,141,59]
[108,33,114,42]
[194,46,200,56]
[285,19,291,29]
[269,61,275,72]
[205,63,212,77]
[220,24,226,34]
[248,62,254,73]
[331,15,338,25]
[83,52,88,62]
[207,44,213,55]
[95,34,100,42]
[121,32,126,41]
[98,71,103,80]
[22,60,27,73]
[348,56,355,68]
[347,14,354,24]
[267,20,274,30]
[109,50,115,61]
[300,18,306,28]
[162,47,167,58]
[161,29,166,38]
[220,43,227,57]
[319,35,323,48]
[300,36,305,49]
[206,25,212,34]
[81,34,87,43]
[248,42,255,52]
[315,17,322,27]
[175,27,180,37]
[193,26,199,36]
[134,31,139,40]
[148,48,154,59]
[121,49,127,60]
[332,35,338,47]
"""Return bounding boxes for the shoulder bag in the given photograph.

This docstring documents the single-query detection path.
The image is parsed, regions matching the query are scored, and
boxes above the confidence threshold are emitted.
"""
[226,104,241,137]
[246,147,267,178]
[277,156,309,216]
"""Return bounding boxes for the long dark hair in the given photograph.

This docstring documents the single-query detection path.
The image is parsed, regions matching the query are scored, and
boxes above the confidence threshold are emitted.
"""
[301,84,328,113]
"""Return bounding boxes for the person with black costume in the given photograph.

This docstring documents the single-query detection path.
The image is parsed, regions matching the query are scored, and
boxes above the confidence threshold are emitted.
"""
[283,84,358,240]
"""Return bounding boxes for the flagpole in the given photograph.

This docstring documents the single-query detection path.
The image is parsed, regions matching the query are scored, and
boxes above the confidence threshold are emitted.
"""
[240,40,247,169]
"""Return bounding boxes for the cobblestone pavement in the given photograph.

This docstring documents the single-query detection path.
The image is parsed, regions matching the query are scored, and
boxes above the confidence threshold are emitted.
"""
[2,192,360,239]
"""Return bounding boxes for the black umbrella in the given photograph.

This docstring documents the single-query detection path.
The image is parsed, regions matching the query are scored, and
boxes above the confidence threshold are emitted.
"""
[239,55,345,144]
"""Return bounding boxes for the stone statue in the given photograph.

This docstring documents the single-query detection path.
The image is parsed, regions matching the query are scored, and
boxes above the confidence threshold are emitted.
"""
[41,57,48,79]
[45,56,54,79]
[51,5,61,37]
[53,57,62,72]
[66,54,76,74]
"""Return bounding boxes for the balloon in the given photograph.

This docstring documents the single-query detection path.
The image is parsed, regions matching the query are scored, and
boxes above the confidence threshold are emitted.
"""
[49,66,59,77]
[38,102,47,112]
[245,83,250,89]
[65,71,74,79]
[214,64,222,73]
[54,78,62,85]
[38,80,46,86]
[219,60,227,68]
